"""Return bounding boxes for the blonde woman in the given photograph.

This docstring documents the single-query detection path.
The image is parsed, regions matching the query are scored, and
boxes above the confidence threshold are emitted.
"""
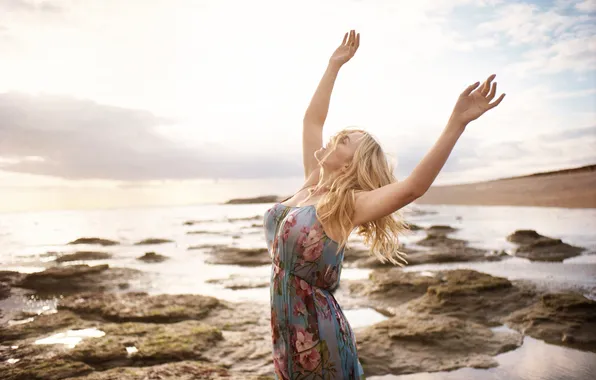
[263,30,505,379]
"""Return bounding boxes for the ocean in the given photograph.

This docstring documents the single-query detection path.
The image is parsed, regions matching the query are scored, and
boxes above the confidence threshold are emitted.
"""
[1,201,595,379]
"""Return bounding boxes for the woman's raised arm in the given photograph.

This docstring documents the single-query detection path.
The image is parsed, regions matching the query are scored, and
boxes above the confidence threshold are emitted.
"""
[352,74,506,227]
[302,30,360,179]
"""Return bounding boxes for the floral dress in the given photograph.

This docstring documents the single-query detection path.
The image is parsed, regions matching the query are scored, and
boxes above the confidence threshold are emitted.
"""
[264,203,365,379]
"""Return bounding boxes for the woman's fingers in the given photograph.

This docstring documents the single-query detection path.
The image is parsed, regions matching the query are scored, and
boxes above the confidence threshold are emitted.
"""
[462,81,480,97]
[481,74,496,96]
[487,82,497,101]
[341,32,348,45]
[354,32,360,50]
[488,93,506,110]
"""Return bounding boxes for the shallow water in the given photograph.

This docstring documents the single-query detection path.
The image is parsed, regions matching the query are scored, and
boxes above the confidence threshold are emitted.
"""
[369,335,596,380]
[1,202,595,377]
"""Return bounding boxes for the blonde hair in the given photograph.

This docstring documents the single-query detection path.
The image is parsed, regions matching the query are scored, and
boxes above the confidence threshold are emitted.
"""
[315,127,410,266]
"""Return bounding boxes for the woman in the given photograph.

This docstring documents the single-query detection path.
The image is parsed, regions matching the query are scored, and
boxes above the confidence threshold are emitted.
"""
[263,30,505,379]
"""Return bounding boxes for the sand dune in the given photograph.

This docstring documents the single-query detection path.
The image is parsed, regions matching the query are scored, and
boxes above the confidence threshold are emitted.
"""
[416,164,596,209]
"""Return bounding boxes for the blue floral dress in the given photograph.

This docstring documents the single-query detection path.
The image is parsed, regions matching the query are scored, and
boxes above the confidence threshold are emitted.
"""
[264,203,365,379]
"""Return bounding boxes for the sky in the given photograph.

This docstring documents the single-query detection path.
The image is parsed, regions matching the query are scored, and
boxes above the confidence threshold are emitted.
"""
[0,0,594,212]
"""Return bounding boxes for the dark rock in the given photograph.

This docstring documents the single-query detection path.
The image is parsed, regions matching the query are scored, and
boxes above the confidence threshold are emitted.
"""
[68,238,119,246]
[15,265,143,294]
[205,247,270,267]
[415,233,468,248]
[134,238,173,245]
[357,313,522,376]
[206,274,269,290]
[0,358,93,380]
[506,292,596,351]
[65,360,273,380]
[61,321,222,369]
[425,225,458,235]
[186,230,212,235]
[224,195,281,204]
[55,251,112,263]
[407,270,537,326]
[349,269,441,306]
[0,310,88,344]
[507,229,585,261]
[136,252,169,263]
[188,244,225,250]
[228,215,262,222]
[58,292,220,323]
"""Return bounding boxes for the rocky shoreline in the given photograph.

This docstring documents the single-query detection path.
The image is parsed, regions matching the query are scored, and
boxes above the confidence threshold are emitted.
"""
[1,223,595,379]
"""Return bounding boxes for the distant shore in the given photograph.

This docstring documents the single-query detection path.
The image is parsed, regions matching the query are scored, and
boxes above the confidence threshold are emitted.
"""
[226,164,596,209]
[417,164,596,208]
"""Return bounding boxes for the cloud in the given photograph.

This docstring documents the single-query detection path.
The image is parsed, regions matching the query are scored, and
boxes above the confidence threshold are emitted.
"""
[0,0,61,12]
[0,93,301,181]
[476,1,596,76]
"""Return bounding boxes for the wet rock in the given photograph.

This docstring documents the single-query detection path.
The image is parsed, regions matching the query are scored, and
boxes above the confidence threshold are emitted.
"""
[0,357,93,380]
[343,246,418,269]
[134,238,173,245]
[356,313,522,376]
[136,252,169,263]
[68,238,119,246]
[507,229,585,261]
[188,244,225,250]
[425,225,458,236]
[0,271,23,300]
[405,223,423,231]
[415,233,468,248]
[68,360,273,380]
[205,247,270,266]
[186,230,212,235]
[251,223,264,228]
[228,215,262,222]
[0,310,89,344]
[224,195,280,204]
[406,247,499,266]
[206,274,269,290]
[58,292,220,323]
[183,220,203,226]
[407,270,537,326]
[55,251,112,263]
[0,282,10,299]
[0,271,26,285]
[61,320,222,369]
[15,265,143,294]
[349,269,440,306]
[506,292,596,351]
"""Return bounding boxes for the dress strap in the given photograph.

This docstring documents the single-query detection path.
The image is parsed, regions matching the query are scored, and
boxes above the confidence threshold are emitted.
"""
[278,183,315,204]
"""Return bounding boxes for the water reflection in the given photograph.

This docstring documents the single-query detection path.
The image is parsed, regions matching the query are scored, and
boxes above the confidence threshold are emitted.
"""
[369,336,596,380]
[34,328,106,348]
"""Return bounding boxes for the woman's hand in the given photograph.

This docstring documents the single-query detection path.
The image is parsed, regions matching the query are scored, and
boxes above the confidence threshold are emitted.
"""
[329,30,360,67]
[450,74,506,127]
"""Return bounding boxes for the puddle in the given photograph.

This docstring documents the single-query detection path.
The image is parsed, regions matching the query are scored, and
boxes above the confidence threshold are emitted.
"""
[344,308,388,329]
[368,336,596,380]
[34,328,106,348]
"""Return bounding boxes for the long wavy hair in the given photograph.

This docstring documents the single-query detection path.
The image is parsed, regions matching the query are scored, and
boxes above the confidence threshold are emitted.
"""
[315,127,411,266]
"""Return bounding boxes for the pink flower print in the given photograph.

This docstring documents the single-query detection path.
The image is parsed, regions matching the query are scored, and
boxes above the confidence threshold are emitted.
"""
[298,225,325,261]
[299,347,321,372]
[273,344,289,379]
[294,325,317,353]
[293,300,307,317]
[282,214,297,240]
[294,277,312,298]
[303,241,324,262]
[314,289,332,320]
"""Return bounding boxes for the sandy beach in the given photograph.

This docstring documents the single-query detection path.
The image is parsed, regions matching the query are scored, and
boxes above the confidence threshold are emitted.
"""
[416,165,596,209]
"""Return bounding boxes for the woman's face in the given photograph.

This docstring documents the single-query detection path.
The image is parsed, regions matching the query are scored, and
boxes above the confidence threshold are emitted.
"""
[315,131,365,171]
